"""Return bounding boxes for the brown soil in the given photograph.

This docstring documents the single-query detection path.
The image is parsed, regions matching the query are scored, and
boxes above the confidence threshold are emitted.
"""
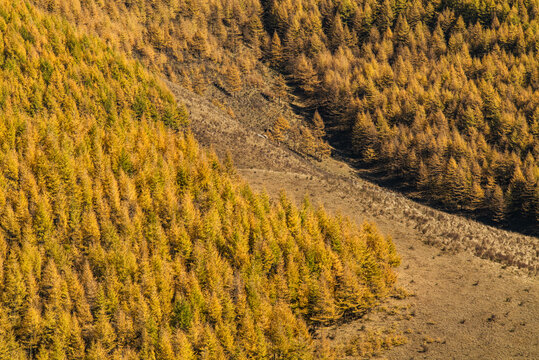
[167,80,539,359]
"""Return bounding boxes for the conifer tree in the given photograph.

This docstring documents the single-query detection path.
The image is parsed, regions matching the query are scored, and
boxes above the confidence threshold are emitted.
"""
[293,54,319,96]
[225,64,242,96]
[352,112,378,161]
[489,185,506,223]
[445,157,467,209]
[468,180,485,211]
[377,0,395,30]
[272,116,290,143]
[272,74,289,105]
[300,127,317,157]
[395,14,410,45]
[507,167,528,221]
[416,160,430,191]
[269,31,284,70]
[312,110,326,140]
[192,30,209,57]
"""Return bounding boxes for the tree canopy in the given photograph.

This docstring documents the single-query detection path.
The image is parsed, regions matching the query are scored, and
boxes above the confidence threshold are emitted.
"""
[29,0,539,230]
[0,1,400,358]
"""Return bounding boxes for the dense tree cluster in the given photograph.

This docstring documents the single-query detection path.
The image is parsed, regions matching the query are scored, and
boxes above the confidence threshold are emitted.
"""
[32,0,268,86]
[30,0,336,160]
[0,2,400,358]
[263,0,539,228]
[31,0,538,229]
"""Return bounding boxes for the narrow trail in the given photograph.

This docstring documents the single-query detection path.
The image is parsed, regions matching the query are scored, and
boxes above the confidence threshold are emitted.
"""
[168,81,539,359]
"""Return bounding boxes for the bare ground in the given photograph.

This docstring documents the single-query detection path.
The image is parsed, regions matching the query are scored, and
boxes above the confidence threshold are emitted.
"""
[167,80,539,359]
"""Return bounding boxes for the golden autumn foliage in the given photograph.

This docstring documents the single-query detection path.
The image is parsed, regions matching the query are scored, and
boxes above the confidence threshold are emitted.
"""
[262,0,539,229]
[0,1,400,358]
[28,0,538,229]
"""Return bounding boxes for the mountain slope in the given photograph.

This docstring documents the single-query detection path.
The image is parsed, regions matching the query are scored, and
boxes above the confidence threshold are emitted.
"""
[263,0,539,229]
[0,2,399,358]
[1,0,537,358]
[168,79,539,273]
[29,0,539,230]
[167,74,539,359]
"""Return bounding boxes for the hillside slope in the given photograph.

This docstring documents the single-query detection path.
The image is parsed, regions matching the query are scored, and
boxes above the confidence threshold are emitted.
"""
[0,2,400,358]
[2,0,537,358]
[167,79,539,359]
[29,0,539,230]
[169,80,538,273]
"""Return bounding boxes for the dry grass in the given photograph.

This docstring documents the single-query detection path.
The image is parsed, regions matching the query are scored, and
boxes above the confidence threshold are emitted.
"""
[165,76,539,359]
[341,328,407,358]
[361,190,539,273]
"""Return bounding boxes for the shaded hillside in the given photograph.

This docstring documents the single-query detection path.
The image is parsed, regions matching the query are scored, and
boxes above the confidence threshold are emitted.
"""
[0,1,399,358]
[32,0,267,87]
[262,0,539,231]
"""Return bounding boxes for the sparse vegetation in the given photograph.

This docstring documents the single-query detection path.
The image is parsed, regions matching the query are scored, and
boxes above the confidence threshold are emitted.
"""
[320,163,538,272]
[342,328,407,358]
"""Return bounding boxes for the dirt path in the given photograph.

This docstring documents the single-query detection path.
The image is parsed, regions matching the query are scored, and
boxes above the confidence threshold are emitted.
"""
[168,81,539,359]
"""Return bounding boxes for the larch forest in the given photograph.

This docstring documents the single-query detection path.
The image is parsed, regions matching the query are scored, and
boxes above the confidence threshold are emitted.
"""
[0,0,537,359]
